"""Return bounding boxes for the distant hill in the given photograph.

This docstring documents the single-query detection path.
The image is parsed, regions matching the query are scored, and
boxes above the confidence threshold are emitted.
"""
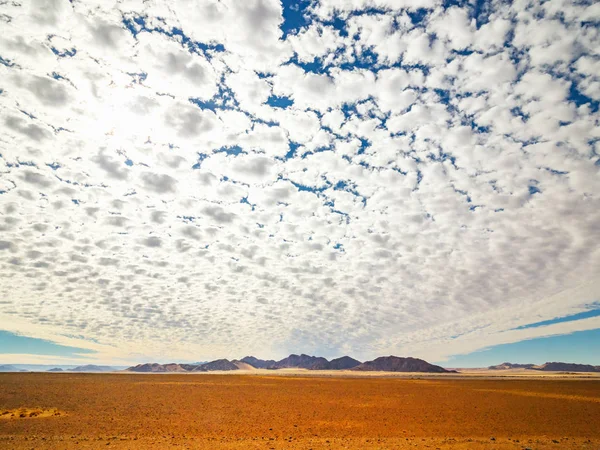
[127,363,188,373]
[127,360,238,372]
[309,356,362,370]
[0,364,128,372]
[232,360,256,370]
[270,354,328,369]
[0,364,18,372]
[535,362,600,372]
[307,360,330,370]
[47,368,63,372]
[240,356,277,369]
[488,362,536,370]
[68,365,116,372]
[180,363,202,371]
[191,359,239,371]
[352,356,454,373]
[159,363,188,372]
[329,356,362,370]
[487,362,600,372]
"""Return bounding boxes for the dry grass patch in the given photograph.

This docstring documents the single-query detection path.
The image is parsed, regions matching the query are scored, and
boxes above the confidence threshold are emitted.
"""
[0,407,65,419]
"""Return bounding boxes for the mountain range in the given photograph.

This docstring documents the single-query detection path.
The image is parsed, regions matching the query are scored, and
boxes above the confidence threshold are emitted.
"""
[353,356,454,373]
[488,362,600,372]
[126,355,455,373]
[2,359,598,374]
[240,354,362,370]
[239,356,277,368]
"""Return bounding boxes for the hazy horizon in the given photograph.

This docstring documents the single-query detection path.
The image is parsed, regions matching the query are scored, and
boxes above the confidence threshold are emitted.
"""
[3,327,600,368]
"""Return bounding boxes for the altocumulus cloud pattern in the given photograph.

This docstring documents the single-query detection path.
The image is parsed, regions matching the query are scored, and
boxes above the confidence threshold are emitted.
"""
[0,0,599,364]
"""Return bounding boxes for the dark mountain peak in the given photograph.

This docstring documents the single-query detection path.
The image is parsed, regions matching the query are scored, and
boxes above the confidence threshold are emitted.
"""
[192,359,239,371]
[329,356,362,370]
[352,356,453,373]
[271,354,328,369]
[537,362,600,372]
[240,356,277,369]
[308,359,331,370]
[309,355,362,370]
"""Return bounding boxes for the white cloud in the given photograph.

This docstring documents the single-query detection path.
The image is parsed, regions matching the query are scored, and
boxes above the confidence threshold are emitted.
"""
[287,24,344,63]
[309,0,441,20]
[136,33,220,100]
[0,0,598,365]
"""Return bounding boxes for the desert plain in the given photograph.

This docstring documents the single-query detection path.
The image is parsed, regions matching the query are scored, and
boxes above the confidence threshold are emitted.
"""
[1,372,600,449]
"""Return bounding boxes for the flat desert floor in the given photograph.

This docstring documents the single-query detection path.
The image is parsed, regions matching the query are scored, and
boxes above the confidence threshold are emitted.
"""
[1,373,600,449]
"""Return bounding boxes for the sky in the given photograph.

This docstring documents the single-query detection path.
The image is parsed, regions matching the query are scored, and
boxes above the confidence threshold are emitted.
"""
[0,0,599,367]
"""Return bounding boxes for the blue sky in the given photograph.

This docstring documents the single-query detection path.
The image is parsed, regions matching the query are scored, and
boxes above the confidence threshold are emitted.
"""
[443,328,600,368]
[441,307,600,367]
[0,0,599,365]
[0,331,94,358]
[512,306,600,331]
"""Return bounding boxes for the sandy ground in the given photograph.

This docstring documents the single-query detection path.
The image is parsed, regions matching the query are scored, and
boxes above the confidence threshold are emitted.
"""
[96,367,600,379]
[1,373,599,449]
[211,368,600,379]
